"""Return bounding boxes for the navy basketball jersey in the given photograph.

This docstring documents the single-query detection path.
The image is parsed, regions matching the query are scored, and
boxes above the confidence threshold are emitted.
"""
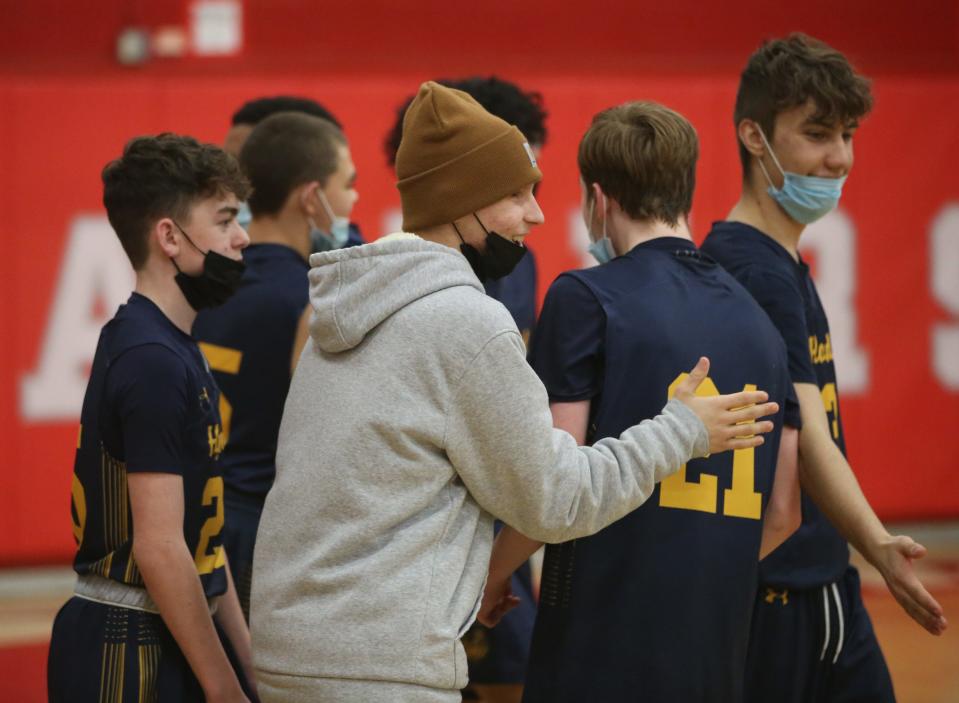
[702,221,849,588]
[524,238,792,703]
[193,243,309,499]
[71,293,227,598]
[484,248,538,344]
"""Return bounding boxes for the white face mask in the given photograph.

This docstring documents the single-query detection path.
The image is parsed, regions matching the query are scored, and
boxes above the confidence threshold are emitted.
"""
[312,187,350,250]
[584,192,615,264]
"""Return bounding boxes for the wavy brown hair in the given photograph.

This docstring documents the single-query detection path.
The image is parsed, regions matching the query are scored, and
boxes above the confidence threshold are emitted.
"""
[578,101,698,227]
[734,33,873,178]
[102,134,250,269]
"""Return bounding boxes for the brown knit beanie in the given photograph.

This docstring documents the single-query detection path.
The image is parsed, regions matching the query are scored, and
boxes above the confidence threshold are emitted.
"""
[396,81,543,232]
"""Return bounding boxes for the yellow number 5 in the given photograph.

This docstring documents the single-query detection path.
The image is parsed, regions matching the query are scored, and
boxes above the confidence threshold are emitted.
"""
[658,374,762,520]
[198,342,242,444]
[194,476,226,575]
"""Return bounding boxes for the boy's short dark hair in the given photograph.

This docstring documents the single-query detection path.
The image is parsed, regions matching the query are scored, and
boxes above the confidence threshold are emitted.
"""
[383,75,548,166]
[231,96,342,129]
[240,112,346,217]
[734,33,873,177]
[102,133,250,270]
[579,101,698,227]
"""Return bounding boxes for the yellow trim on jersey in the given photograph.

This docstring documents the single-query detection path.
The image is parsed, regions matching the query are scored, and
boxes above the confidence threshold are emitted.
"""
[198,342,243,374]
[72,473,88,547]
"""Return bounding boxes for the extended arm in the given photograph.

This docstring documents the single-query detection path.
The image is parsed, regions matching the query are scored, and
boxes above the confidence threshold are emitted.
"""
[794,382,946,635]
[479,400,591,626]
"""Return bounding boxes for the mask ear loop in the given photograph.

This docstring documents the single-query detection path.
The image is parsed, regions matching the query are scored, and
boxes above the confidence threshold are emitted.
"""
[169,219,205,274]
[752,125,787,188]
[172,220,204,254]
[472,213,491,235]
[315,186,338,229]
[600,191,609,243]
[586,197,596,241]
[451,220,466,244]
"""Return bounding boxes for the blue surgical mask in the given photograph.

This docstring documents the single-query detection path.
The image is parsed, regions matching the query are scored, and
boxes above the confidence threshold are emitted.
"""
[312,189,351,251]
[756,128,846,225]
[584,195,615,264]
[236,201,253,229]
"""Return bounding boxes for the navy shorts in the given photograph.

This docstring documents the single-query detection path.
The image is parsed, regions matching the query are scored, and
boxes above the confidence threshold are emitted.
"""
[48,596,257,702]
[745,566,895,703]
[464,560,536,685]
[223,489,264,621]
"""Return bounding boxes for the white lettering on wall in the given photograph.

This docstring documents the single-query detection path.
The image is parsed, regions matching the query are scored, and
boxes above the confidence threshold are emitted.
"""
[800,209,870,394]
[930,203,959,391]
[20,215,134,421]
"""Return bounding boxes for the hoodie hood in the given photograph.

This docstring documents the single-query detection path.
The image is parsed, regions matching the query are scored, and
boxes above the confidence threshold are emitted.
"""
[307,234,482,353]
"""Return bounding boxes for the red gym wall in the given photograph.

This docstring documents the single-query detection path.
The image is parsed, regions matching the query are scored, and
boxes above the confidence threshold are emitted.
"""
[1,1,958,564]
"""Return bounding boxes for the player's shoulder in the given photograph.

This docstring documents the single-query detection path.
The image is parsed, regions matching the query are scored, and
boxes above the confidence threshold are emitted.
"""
[703,221,795,273]
[433,282,516,334]
[241,244,310,302]
[410,282,522,369]
[106,295,189,360]
[547,267,601,300]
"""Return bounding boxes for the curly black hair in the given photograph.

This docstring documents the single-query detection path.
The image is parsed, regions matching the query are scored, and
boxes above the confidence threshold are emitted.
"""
[231,95,342,130]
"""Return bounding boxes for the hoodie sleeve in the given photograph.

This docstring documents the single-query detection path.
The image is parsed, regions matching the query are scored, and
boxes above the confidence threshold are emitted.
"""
[444,330,709,543]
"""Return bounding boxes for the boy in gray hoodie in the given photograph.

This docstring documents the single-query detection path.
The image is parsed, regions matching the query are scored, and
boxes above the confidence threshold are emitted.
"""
[250,82,779,703]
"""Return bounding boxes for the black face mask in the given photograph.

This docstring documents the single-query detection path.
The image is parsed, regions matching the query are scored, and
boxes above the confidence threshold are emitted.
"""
[172,222,246,310]
[455,214,527,282]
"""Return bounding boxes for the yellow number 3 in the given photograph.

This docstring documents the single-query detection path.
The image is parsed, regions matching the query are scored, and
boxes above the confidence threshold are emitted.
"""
[658,373,762,520]
[194,476,226,575]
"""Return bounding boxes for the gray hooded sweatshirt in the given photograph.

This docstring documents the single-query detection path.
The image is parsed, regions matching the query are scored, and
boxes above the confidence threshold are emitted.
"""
[250,235,709,694]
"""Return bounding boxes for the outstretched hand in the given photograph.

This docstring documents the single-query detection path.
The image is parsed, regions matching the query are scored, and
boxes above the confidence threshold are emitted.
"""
[873,534,947,635]
[674,357,779,455]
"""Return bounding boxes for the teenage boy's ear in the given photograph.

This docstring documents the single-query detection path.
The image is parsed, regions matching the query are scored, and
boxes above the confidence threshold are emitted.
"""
[154,218,181,259]
[738,120,767,159]
[297,181,322,217]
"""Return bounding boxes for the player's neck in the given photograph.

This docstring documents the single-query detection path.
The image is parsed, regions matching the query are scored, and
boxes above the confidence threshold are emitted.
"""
[416,223,463,250]
[246,214,310,262]
[134,265,197,335]
[728,179,804,261]
[615,216,692,256]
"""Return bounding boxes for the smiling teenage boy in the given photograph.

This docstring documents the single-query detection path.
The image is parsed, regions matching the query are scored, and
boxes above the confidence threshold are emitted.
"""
[701,33,947,703]
[249,82,779,703]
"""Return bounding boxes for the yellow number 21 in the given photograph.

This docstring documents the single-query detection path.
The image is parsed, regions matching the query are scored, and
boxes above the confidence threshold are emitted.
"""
[658,373,762,520]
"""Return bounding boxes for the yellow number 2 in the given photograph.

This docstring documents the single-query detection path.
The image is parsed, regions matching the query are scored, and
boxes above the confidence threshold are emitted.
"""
[194,476,226,575]
[658,374,761,520]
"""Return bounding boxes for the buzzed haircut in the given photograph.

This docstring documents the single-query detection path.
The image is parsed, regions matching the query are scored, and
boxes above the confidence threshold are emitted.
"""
[383,75,548,166]
[102,133,250,270]
[240,112,347,217]
[231,95,342,130]
[578,101,698,227]
[734,33,873,177]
